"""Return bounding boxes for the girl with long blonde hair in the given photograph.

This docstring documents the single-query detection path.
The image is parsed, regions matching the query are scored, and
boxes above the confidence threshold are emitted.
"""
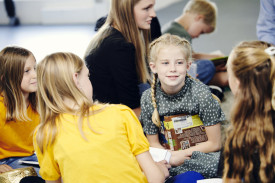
[34,52,168,183]
[140,34,225,179]
[223,41,275,182]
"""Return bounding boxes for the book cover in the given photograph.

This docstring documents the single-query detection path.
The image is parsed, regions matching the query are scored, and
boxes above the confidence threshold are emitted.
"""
[160,114,208,151]
[210,56,228,66]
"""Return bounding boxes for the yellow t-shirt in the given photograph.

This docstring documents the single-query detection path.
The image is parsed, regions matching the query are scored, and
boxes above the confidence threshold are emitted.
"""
[34,104,149,183]
[0,96,40,159]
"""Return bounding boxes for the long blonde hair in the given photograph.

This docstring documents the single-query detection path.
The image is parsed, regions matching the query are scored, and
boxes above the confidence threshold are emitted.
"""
[85,0,150,83]
[36,52,96,153]
[184,0,217,30]
[0,46,37,122]
[223,41,275,182]
[149,34,192,127]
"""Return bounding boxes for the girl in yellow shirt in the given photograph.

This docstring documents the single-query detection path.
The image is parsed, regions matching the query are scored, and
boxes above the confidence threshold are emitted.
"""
[0,46,39,174]
[34,52,169,183]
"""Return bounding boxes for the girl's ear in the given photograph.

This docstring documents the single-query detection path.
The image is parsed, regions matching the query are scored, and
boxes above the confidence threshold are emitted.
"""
[186,61,192,71]
[149,62,157,74]
[72,73,79,87]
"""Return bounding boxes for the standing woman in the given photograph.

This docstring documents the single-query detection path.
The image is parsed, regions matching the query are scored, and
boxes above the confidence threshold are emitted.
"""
[85,0,156,116]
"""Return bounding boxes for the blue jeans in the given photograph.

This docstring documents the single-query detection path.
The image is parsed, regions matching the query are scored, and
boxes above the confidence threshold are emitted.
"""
[0,154,40,176]
[195,60,216,84]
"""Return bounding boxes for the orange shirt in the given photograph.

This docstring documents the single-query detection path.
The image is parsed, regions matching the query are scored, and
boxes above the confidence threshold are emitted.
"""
[0,96,40,159]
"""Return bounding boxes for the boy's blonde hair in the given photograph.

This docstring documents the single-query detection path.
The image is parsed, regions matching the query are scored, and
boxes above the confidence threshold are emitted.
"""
[36,52,97,153]
[149,34,192,127]
[223,41,275,182]
[85,0,150,83]
[184,0,217,30]
[0,46,37,122]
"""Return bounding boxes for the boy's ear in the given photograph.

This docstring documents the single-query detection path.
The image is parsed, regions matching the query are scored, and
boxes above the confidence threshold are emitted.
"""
[195,14,204,22]
[149,62,157,74]
[72,73,79,87]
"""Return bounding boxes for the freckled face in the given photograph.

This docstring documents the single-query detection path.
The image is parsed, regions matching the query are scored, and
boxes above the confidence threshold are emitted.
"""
[134,0,156,30]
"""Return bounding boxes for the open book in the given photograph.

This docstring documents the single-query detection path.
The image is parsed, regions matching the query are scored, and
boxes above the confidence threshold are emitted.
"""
[210,56,228,67]
[149,147,171,163]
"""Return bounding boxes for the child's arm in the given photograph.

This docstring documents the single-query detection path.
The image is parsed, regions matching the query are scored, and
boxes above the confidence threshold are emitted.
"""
[170,123,222,166]
[136,151,167,183]
[146,134,165,149]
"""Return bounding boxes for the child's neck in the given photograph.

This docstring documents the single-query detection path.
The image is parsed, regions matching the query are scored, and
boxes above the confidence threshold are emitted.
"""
[23,93,29,108]
[63,97,79,110]
[175,12,196,33]
[175,13,190,31]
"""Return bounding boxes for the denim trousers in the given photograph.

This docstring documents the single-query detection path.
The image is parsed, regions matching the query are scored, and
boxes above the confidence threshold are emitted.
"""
[0,154,40,176]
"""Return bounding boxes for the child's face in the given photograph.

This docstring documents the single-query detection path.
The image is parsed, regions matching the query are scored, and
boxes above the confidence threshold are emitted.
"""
[150,45,190,95]
[134,0,156,30]
[188,15,214,39]
[227,52,240,96]
[76,65,93,101]
[21,54,37,97]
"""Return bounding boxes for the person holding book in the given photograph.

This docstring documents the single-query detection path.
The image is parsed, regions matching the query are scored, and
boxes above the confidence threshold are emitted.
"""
[140,34,225,179]
[220,41,275,182]
[34,52,169,183]
[84,0,156,117]
[162,0,228,88]
[0,46,39,174]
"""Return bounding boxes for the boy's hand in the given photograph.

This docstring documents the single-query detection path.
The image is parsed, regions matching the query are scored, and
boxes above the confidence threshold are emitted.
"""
[216,64,227,72]
[169,150,191,166]
[156,160,171,178]
[0,164,13,173]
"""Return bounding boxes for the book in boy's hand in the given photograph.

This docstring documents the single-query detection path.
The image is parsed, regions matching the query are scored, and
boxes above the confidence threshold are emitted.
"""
[210,56,228,66]
[149,147,171,163]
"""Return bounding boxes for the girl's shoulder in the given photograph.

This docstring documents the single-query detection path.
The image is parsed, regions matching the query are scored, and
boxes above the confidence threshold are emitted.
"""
[188,77,211,92]
[103,28,135,50]
[140,87,152,103]
[91,103,133,114]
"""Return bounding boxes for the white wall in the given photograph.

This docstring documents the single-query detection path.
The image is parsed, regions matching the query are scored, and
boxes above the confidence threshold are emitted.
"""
[0,0,179,25]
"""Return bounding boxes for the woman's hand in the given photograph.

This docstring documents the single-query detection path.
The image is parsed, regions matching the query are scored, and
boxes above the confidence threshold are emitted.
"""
[0,164,13,173]
[169,150,191,166]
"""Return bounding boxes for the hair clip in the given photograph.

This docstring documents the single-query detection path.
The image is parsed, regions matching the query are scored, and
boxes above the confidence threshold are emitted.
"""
[264,46,275,56]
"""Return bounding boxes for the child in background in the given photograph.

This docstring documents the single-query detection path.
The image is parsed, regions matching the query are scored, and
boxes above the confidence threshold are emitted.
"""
[222,41,275,182]
[34,52,168,183]
[162,0,228,88]
[140,34,225,178]
[0,46,39,173]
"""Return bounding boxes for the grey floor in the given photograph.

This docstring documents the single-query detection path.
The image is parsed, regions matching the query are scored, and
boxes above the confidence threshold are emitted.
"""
[0,0,259,121]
